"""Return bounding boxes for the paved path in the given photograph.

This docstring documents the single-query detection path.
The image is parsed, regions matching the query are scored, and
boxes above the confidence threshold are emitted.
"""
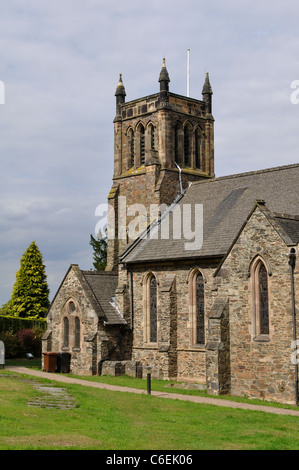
[5,366,299,417]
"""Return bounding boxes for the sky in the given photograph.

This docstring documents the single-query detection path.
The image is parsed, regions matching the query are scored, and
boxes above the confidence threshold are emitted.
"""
[0,0,298,305]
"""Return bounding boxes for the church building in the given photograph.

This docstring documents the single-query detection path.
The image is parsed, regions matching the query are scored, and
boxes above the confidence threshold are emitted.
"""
[43,60,299,406]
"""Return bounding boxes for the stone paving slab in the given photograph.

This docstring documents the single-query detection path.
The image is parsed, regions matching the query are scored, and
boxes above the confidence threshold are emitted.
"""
[5,366,299,417]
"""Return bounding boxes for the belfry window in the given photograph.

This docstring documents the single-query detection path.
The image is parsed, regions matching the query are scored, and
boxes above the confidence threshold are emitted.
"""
[175,123,180,164]
[139,125,145,165]
[128,128,135,168]
[195,128,201,169]
[149,124,155,150]
[184,123,192,166]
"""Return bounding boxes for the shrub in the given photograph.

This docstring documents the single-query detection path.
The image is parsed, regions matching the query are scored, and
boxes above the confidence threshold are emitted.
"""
[0,328,43,359]
[17,328,43,356]
[0,331,23,359]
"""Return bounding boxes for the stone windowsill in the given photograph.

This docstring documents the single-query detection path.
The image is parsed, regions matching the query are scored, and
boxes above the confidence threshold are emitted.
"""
[253,334,270,343]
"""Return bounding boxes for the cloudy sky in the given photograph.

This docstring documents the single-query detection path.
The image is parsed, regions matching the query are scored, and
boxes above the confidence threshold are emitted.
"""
[0,0,298,305]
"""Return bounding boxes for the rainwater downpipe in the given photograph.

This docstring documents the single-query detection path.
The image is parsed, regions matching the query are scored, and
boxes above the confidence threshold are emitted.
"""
[174,162,183,195]
[126,264,134,330]
[289,248,298,406]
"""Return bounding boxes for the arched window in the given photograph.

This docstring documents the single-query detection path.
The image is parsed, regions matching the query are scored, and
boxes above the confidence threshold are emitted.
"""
[251,257,270,338]
[196,272,205,344]
[75,317,80,349]
[149,124,155,150]
[144,273,158,344]
[184,123,192,166]
[257,264,270,335]
[149,275,157,342]
[139,124,145,165]
[175,123,180,164]
[128,128,135,168]
[201,137,206,172]
[188,269,205,346]
[63,317,69,348]
[195,128,201,169]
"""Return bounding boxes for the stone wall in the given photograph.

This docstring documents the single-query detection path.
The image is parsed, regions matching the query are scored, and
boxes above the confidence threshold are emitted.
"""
[120,261,219,382]
[43,266,131,376]
[214,207,298,405]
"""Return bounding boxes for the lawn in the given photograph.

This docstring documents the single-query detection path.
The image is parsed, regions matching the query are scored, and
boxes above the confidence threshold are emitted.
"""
[1,368,299,450]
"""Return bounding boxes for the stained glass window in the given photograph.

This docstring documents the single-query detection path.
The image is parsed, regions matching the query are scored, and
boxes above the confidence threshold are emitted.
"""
[75,317,80,348]
[150,276,157,343]
[63,317,69,348]
[196,273,205,344]
[258,264,269,334]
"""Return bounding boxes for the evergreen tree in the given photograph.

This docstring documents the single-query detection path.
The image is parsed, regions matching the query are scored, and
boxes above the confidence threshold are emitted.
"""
[90,230,107,271]
[0,299,12,316]
[11,241,50,318]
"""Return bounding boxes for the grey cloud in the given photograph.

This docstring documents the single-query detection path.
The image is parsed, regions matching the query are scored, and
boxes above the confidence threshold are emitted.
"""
[0,0,299,304]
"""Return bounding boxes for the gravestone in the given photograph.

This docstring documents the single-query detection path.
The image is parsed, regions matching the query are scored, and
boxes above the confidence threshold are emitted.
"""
[0,341,5,369]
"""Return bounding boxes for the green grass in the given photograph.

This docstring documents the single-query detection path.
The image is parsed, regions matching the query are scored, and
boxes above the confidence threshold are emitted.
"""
[5,357,299,411]
[1,368,299,450]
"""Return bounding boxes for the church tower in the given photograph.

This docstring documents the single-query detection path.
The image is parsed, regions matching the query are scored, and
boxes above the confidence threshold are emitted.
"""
[106,59,215,270]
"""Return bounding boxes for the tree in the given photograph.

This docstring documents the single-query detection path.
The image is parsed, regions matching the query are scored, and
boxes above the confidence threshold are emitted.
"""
[0,299,12,316]
[10,241,50,319]
[90,230,107,271]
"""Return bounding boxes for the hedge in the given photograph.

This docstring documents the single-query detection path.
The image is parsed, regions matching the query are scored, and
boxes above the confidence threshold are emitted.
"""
[0,315,47,334]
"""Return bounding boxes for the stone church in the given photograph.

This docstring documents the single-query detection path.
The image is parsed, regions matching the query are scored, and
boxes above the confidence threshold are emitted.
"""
[43,60,299,406]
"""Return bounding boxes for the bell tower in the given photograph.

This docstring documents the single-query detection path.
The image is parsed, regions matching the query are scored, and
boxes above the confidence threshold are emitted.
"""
[106,59,215,270]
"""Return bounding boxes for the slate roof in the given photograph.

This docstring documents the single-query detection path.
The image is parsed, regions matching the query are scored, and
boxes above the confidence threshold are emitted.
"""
[273,214,299,245]
[79,270,126,325]
[121,163,299,264]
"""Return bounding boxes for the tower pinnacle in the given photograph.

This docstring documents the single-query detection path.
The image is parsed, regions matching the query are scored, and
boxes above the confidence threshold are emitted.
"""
[115,74,126,115]
[159,58,170,101]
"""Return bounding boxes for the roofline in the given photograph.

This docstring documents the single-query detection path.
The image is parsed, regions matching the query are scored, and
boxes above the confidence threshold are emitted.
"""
[213,201,297,277]
[122,254,224,266]
[46,264,78,316]
[191,162,299,187]
[121,91,205,108]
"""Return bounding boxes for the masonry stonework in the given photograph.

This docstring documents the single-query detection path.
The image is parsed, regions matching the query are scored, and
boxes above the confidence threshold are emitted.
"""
[211,207,298,405]
[45,62,299,408]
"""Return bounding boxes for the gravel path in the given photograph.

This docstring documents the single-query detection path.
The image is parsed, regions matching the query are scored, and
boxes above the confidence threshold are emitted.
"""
[6,366,299,417]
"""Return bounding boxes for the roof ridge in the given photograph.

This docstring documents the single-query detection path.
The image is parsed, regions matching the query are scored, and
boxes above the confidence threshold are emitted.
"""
[191,162,299,186]
[80,270,117,276]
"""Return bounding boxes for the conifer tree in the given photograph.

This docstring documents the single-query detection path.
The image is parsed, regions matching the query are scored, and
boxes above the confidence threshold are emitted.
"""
[11,241,50,318]
[89,230,107,271]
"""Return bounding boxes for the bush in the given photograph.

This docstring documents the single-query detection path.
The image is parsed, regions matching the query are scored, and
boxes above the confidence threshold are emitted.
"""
[17,328,43,356]
[0,328,43,359]
[0,331,23,359]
